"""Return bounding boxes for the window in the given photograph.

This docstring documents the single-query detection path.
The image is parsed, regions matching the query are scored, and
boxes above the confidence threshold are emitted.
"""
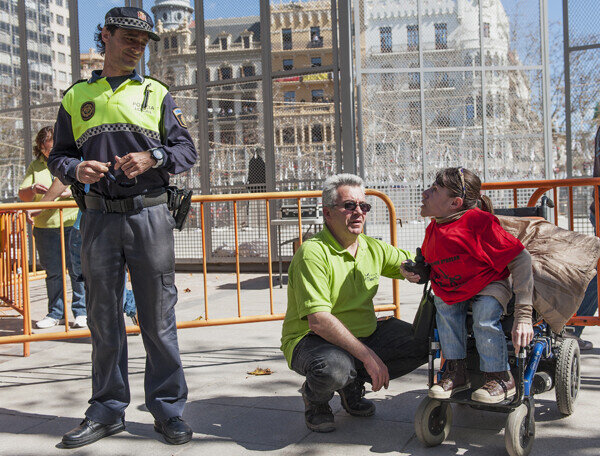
[380,26,392,53]
[164,38,169,49]
[220,66,232,80]
[382,73,394,91]
[409,101,420,127]
[311,57,321,67]
[466,98,475,126]
[434,23,447,49]
[243,35,250,49]
[284,91,295,104]
[56,0,63,6]
[408,72,420,90]
[483,22,490,38]
[171,36,177,49]
[407,25,418,51]
[56,15,64,25]
[59,71,67,81]
[242,65,255,77]
[206,68,210,81]
[282,127,295,144]
[282,28,292,50]
[283,59,293,71]
[476,95,483,119]
[437,72,449,88]
[310,26,321,40]
[220,37,227,50]
[311,124,323,142]
[57,33,64,44]
[58,52,65,63]
[311,89,324,102]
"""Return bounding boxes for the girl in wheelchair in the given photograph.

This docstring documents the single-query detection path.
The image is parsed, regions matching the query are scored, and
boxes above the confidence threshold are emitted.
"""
[402,167,535,404]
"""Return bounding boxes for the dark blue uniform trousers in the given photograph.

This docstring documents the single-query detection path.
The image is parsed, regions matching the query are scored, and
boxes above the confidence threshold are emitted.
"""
[80,204,187,424]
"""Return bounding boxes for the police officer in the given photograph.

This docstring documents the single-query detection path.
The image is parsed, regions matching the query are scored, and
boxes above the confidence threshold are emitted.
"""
[48,7,197,448]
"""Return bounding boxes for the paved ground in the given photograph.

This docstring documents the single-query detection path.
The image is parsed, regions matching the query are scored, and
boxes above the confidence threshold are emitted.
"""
[1,273,599,456]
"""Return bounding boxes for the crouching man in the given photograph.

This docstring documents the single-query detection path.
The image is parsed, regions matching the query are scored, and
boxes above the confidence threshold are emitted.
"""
[280,174,428,432]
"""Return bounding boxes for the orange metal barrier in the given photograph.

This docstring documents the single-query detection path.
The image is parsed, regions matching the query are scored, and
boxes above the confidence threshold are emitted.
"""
[0,190,400,354]
[481,177,600,328]
[2,179,600,356]
[0,210,32,356]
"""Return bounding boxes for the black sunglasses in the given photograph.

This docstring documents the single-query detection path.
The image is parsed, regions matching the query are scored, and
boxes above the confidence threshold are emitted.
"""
[336,201,372,213]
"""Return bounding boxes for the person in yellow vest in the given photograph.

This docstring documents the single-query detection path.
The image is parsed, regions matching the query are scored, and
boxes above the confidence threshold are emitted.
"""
[47,7,196,448]
[18,126,86,329]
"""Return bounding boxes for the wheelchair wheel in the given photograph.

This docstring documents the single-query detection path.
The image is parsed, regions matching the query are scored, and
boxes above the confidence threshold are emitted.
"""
[414,396,452,447]
[505,403,535,456]
[555,338,580,415]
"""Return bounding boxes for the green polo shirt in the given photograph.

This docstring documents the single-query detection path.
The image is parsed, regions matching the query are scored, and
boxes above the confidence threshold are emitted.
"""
[280,226,412,367]
[19,158,78,229]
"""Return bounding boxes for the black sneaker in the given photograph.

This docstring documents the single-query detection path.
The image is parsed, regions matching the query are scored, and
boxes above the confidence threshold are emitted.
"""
[337,380,376,417]
[303,396,335,433]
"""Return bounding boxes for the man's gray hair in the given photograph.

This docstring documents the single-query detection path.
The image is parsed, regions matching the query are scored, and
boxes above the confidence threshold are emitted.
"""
[322,173,365,207]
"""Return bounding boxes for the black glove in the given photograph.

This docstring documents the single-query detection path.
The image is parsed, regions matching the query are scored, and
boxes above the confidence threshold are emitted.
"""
[403,247,430,284]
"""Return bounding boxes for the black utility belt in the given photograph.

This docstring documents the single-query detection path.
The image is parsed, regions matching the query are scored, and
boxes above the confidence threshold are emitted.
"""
[84,192,168,213]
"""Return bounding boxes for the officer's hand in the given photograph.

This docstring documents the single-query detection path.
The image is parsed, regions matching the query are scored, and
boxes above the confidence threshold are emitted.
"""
[362,347,389,392]
[512,321,534,354]
[114,152,154,179]
[76,160,110,184]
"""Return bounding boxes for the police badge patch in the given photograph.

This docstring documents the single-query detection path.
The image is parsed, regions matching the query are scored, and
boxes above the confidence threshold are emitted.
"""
[173,108,187,128]
[81,101,95,121]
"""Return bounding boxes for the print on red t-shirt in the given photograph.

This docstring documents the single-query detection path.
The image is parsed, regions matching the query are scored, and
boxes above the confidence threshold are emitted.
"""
[422,208,523,304]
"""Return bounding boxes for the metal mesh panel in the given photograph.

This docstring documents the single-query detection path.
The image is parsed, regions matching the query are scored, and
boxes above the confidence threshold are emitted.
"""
[422,0,481,69]
[423,70,484,184]
[270,0,332,72]
[567,48,600,177]
[567,0,599,48]
[485,69,545,181]
[360,0,419,69]
[355,0,548,251]
[489,0,541,67]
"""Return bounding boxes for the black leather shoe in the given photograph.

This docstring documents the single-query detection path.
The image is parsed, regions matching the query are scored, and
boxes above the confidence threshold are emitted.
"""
[62,417,125,448]
[337,380,376,417]
[154,416,193,445]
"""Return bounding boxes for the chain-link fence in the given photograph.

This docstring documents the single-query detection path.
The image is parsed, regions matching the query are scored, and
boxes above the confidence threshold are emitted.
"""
[355,0,552,248]
[1,0,588,264]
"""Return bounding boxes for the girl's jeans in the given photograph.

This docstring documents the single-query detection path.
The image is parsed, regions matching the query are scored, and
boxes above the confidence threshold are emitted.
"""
[434,294,509,372]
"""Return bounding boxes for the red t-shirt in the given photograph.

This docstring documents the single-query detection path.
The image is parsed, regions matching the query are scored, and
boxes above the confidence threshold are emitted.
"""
[422,208,524,304]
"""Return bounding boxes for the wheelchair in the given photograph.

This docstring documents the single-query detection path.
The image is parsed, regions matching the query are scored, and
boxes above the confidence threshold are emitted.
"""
[413,197,581,456]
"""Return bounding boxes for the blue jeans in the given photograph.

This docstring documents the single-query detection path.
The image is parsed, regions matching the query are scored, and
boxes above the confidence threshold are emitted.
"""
[434,294,508,372]
[34,226,86,319]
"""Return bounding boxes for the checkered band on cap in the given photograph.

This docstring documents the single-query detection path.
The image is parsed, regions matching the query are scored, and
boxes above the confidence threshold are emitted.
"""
[106,16,152,32]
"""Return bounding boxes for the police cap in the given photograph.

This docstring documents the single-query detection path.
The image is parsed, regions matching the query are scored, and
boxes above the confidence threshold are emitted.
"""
[104,7,160,42]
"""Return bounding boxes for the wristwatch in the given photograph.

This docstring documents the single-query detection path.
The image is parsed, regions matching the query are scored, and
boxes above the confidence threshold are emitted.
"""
[150,147,165,168]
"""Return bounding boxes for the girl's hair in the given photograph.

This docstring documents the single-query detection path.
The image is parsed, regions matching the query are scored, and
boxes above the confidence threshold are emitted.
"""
[33,126,53,160]
[434,167,494,214]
